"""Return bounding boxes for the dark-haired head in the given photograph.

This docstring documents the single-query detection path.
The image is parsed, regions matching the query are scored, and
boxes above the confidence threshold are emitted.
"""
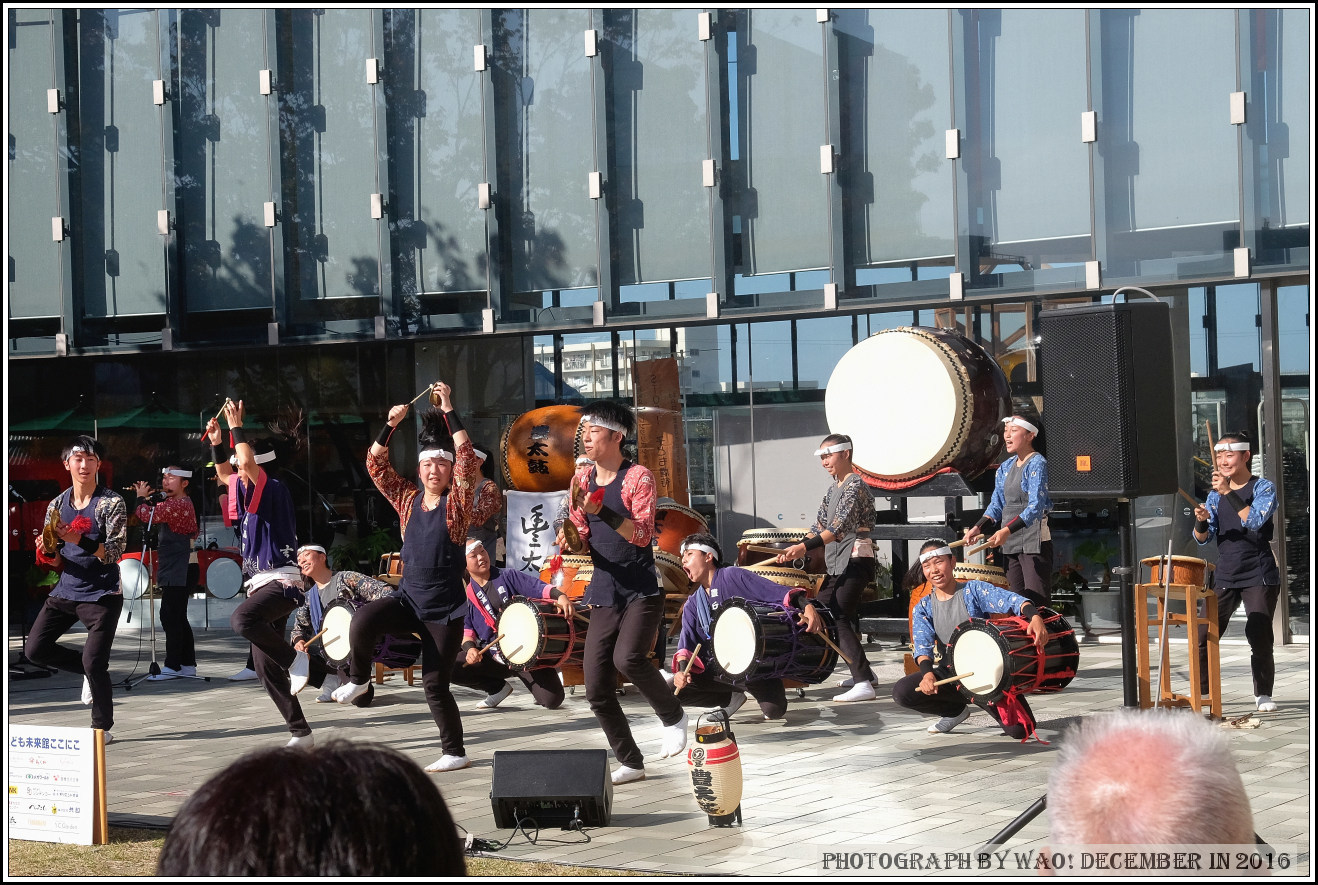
[157,740,466,877]
[680,531,723,564]
[581,400,635,438]
[418,409,456,452]
[63,435,105,463]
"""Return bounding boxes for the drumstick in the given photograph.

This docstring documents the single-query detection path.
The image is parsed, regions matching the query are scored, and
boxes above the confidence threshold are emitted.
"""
[932,671,973,688]
[477,634,504,656]
[1176,487,1200,508]
[673,643,701,695]
[573,611,591,625]
[946,538,969,549]
[198,398,233,441]
[964,540,993,558]
[817,631,853,667]
[1193,455,1213,468]
[407,383,438,407]
[743,545,808,570]
[302,626,329,647]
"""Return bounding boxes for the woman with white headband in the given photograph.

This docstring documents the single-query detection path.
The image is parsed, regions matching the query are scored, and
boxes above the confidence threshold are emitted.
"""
[133,465,199,681]
[1192,431,1281,713]
[340,382,481,773]
[775,433,878,702]
[891,539,1046,738]
[964,414,1052,608]
[465,442,502,560]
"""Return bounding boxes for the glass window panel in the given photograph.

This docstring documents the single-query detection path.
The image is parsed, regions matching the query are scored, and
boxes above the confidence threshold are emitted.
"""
[8,9,63,319]
[796,316,854,391]
[78,9,169,318]
[961,10,1090,270]
[177,9,274,313]
[1188,287,1208,378]
[749,320,793,389]
[1098,9,1239,274]
[680,325,729,397]
[1214,283,1260,372]
[499,9,599,294]
[388,9,489,297]
[1277,285,1309,376]
[607,9,710,286]
[837,8,954,266]
[560,331,615,399]
[284,9,382,302]
[736,9,828,275]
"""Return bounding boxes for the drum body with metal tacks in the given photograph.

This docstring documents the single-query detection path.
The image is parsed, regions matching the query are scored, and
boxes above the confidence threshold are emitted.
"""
[824,326,1010,485]
[735,527,827,574]
[709,598,838,688]
[947,607,1079,704]
[737,563,823,597]
[198,549,244,599]
[1141,555,1213,587]
[497,598,585,671]
[319,598,421,670]
[119,552,152,600]
[654,502,708,557]
[500,405,586,493]
[954,562,1009,589]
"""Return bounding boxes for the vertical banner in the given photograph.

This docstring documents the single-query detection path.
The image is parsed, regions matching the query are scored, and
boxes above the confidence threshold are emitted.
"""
[634,356,690,506]
[505,490,567,574]
[7,725,107,845]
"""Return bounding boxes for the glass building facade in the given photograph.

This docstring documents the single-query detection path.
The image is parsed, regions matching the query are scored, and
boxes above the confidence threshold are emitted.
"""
[7,9,1311,637]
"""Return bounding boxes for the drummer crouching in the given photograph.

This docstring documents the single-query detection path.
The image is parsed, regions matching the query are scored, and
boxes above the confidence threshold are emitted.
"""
[672,532,825,721]
[892,539,1047,739]
[290,545,394,706]
[452,539,573,710]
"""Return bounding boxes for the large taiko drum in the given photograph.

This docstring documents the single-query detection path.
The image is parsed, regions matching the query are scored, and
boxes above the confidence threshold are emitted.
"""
[709,599,839,688]
[824,327,1010,486]
[539,555,594,600]
[500,405,586,492]
[736,528,826,574]
[654,503,708,557]
[947,607,1079,703]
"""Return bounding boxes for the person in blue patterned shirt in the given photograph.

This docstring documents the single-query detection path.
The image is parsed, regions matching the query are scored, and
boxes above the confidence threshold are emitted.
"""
[965,414,1052,607]
[891,539,1046,738]
[1192,431,1281,713]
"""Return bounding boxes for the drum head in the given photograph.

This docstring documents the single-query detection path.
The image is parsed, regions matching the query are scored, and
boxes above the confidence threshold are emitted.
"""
[950,627,1007,698]
[321,602,356,666]
[120,558,150,600]
[712,605,758,678]
[826,329,972,481]
[498,601,542,668]
[206,557,244,599]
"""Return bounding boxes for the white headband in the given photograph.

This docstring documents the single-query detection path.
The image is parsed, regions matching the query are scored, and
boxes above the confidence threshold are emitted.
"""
[582,415,625,434]
[681,542,719,558]
[253,450,276,464]
[814,441,853,457]
[162,467,193,478]
[473,448,488,461]
[465,539,485,554]
[418,448,454,463]
[1214,442,1249,452]
[68,445,97,456]
[576,456,594,466]
[919,546,954,563]
[297,545,326,557]
[1003,416,1039,435]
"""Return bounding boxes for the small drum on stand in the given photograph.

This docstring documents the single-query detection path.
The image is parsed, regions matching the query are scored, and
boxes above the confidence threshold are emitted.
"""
[120,552,152,600]
[1141,555,1213,587]
[654,502,708,557]
[319,599,422,670]
[500,405,586,492]
[736,528,826,574]
[947,607,1079,704]
[709,599,838,688]
[198,549,244,600]
[954,562,1009,589]
[497,598,585,671]
[738,563,823,597]
[824,326,1010,488]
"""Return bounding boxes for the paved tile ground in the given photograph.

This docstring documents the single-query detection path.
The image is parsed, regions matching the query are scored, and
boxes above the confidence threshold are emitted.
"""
[7,616,1311,877]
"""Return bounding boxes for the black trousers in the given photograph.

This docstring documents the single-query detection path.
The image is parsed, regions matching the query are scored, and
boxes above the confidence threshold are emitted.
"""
[677,668,788,720]
[816,559,876,684]
[232,586,325,738]
[451,653,566,709]
[1198,584,1280,697]
[1001,542,1053,607]
[584,594,684,769]
[347,596,466,756]
[157,585,196,669]
[891,671,1034,739]
[26,594,124,731]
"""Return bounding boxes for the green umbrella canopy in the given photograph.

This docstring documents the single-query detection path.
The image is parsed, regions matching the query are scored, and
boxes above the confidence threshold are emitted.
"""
[7,403,97,433]
[99,400,200,430]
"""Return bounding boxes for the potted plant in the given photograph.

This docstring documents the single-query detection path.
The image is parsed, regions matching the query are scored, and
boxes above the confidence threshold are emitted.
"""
[1074,537,1121,635]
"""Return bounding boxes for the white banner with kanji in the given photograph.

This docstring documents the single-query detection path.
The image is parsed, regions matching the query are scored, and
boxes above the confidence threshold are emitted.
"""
[504,490,566,575]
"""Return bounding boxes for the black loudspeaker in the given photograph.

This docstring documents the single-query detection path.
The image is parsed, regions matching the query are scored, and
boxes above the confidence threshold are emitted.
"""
[490,749,613,828]
[1040,301,1177,498]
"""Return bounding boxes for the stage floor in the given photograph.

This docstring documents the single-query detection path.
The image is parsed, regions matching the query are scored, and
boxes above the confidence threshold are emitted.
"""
[7,623,1311,877]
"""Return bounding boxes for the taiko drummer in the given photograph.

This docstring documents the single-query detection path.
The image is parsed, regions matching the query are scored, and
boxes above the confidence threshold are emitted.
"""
[891,540,1047,739]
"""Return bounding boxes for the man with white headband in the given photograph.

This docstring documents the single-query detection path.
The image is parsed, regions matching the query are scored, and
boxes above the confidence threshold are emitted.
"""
[555,399,687,785]
[672,532,825,720]
[207,400,310,744]
[27,435,127,741]
[451,538,572,710]
[290,545,394,705]
[774,433,879,702]
[343,382,481,773]
[1192,430,1281,713]
[133,466,199,680]
[964,414,1052,608]
[891,539,1047,738]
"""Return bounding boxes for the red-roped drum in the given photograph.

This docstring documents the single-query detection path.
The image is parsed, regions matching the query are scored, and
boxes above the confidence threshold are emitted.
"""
[497,598,585,671]
[709,599,838,688]
[319,598,421,670]
[947,607,1079,704]
[500,405,586,492]
[654,503,708,557]
[119,552,153,600]
[824,327,1010,486]
[735,528,827,575]
[197,549,244,599]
